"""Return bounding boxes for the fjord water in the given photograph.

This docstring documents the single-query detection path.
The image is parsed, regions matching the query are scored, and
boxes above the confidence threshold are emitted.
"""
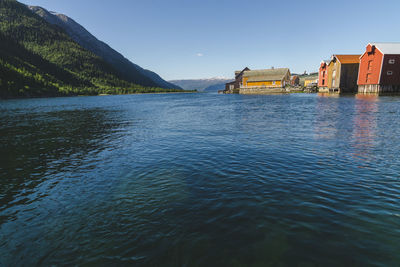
[1,93,399,266]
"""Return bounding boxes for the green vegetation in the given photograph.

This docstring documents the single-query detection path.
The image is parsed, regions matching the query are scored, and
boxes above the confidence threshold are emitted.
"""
[0,0,189,98]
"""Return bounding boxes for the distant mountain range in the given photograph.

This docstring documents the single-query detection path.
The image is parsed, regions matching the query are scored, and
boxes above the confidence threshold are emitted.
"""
[0,0,183,98]
[169,78,233,92]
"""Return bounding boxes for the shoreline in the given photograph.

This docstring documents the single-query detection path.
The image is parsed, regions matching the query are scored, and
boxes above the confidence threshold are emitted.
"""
[0,90,198,100]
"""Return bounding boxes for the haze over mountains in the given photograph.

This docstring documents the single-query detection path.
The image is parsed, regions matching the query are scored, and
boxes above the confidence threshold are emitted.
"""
[169,78,233,92]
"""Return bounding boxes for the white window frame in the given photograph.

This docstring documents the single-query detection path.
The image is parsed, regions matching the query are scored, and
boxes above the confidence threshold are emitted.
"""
[387,71,393,76]
[389,59,395,64]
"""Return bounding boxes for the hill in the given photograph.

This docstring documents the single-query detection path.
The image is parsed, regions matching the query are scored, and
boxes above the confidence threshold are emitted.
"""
[0,0,184,98]
[28,5,180,90]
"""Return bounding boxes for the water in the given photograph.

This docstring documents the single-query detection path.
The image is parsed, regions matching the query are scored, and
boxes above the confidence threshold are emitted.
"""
[1,93,399,266]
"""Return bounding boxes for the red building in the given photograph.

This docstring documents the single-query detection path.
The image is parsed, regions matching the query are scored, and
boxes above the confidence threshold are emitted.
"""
[358,43,400,93]
[318,60,330,92]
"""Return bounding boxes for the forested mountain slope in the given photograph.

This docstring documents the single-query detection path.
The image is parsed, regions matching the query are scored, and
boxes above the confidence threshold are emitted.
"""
[28,5,180,90]
[0,0,184,98]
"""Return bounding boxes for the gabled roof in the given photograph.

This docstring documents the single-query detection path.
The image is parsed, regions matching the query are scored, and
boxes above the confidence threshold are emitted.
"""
[235,67,250,79]
[370,43,400,54]
[334,55,360,64]
[320,60,330,68]
[243,68,290,82]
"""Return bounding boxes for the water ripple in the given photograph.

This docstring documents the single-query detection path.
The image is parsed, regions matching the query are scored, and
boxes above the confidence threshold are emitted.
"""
[1,94,400,266]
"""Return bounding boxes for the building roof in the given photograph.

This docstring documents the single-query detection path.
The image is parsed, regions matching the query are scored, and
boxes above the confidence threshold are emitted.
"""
[243,68,290,82]
[334,55,360,64]
[371,43,400,54]
[235,67,250,79]
[320,60,330,69]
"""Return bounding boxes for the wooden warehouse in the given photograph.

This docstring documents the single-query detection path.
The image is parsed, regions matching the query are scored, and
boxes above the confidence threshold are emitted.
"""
[327,55,360,93]
[318,60,330,92]
[240,68,291,94]
[224,67,250,93]
[358,43,400,93]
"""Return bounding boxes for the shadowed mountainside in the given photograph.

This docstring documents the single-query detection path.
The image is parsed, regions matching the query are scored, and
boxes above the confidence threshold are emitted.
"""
[0,0,184,98]
[28,5,180,90]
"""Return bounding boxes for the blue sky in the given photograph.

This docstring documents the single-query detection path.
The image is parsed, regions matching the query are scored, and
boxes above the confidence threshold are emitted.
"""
[19,0,400,80]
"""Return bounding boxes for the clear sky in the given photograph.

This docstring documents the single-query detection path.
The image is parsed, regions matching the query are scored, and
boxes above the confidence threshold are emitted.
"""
[18,0,400,80]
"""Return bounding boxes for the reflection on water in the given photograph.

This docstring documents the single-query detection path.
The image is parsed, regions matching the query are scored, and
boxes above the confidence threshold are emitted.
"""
[351,94,379,161]
[1,94,400,266]
[314,94,341,140]
[314,94,382,164]
[317,92,340,98]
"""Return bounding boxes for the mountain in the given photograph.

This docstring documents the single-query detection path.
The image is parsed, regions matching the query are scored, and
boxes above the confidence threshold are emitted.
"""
[203,83,229,92]
[28,5,180,90]
[169,78,233,92]
[0,30,89,98]
[0,0,185,98]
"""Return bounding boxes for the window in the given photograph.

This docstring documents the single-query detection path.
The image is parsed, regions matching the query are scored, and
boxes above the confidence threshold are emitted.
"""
[389,59,395,64]
[366,73,371,83]
[387,71,393,75]
[368,60,373,71]
[322,79,325,85]
[323,71,326,77]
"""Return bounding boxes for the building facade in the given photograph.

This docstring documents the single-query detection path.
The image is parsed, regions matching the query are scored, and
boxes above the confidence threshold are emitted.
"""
[327,55,360,93]
[358,43,400,93]
[240,68,291,94]
[224,67,250,93]
[304,77,318,88]
[318,60,330,92]
[290,75,300,86]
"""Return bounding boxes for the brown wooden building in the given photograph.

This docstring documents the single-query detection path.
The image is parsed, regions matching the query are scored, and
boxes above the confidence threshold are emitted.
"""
[327,55,360,93]
[224,67,250,93]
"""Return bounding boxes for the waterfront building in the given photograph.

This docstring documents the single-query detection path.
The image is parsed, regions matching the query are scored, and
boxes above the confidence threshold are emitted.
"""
[240,68,291,93]
[318,60,330,92]
[358,43,400,93]
[291,75,300,86]
[224,67,250,93]
[327,55,360,93]
[304,77,318,88]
